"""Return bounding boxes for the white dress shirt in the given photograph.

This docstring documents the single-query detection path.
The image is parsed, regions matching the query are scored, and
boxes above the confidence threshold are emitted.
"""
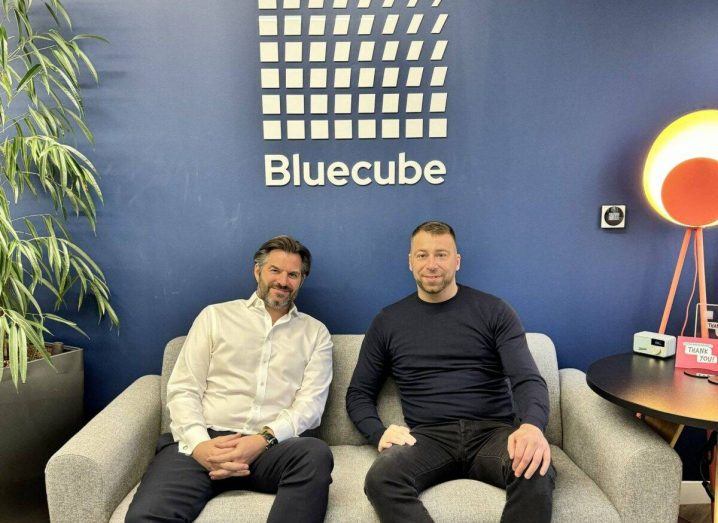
[167,293,333,455]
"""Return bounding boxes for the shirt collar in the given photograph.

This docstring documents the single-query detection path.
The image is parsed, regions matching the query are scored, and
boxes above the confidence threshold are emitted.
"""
[248,292,300,319]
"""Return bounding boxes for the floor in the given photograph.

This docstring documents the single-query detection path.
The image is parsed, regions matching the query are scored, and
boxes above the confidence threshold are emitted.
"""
[0,478,713,523]
[679,504,713,523]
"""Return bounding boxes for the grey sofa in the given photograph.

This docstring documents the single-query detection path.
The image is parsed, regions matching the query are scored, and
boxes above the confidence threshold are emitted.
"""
[46,333,682,522]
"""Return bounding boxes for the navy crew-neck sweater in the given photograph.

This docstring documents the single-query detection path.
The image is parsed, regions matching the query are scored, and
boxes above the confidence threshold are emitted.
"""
[346,285,550,446]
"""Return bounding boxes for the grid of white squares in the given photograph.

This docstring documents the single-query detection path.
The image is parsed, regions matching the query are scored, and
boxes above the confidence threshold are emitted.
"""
[259,0,448,140]
[258,40,447,62]
[262,118,447,140]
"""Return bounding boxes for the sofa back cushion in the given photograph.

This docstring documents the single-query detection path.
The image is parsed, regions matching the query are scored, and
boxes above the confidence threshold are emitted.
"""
[160,332,562,447]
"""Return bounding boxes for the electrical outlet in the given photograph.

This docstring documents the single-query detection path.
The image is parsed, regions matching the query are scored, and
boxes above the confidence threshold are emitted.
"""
[601,205,626,229]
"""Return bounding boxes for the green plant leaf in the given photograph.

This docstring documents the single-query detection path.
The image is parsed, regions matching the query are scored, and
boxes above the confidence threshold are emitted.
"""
[16,62,40,92]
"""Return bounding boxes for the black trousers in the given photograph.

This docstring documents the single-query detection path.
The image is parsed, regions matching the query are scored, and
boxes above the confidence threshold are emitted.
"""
[364,420,556,523]
[126,430,333,523]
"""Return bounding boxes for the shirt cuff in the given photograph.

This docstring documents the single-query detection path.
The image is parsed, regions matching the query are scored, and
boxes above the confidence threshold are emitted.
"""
[520,417,546,433]
[177,426,211,455]
[369,427,386,448]
[266,417,295,443]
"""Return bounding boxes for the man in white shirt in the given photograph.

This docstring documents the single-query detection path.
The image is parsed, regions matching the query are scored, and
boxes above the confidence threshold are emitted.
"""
[126,236,334,523]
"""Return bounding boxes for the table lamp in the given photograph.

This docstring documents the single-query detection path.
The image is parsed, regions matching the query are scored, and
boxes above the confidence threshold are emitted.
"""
[643,109,718,338]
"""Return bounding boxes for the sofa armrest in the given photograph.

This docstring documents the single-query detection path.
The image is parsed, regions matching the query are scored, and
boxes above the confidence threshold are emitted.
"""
[45,375,162,523]
[559,368,682,523]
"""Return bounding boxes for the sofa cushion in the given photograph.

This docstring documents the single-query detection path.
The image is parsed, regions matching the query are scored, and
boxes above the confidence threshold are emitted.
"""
[161,333,562,446]
[111,444,618,522]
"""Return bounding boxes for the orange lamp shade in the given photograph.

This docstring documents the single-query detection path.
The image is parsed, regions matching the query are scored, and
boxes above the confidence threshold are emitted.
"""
[643,109,718,227]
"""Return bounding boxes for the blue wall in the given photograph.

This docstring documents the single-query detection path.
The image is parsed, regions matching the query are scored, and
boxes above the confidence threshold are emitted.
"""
[26,0,718,416]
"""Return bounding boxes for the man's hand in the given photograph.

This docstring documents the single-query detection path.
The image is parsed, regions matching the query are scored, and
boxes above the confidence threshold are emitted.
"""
[206,434,268,480]
[507,423,551,479]
[191,433,244,471]
[378,424,416,452]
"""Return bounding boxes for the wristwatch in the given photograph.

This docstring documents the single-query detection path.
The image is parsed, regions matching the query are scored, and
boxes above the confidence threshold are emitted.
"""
[259,427,278,450]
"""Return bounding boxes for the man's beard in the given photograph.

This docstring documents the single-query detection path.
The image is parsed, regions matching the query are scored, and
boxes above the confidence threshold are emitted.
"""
[257,278,297,310]
[415,272,452,295]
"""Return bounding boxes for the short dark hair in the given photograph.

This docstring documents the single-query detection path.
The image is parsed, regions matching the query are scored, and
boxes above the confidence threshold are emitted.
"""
[411,221,457,246]
[253,236,312,277]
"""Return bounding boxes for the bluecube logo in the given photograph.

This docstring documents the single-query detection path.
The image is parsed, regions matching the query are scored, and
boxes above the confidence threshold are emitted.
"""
[258,0,449,187]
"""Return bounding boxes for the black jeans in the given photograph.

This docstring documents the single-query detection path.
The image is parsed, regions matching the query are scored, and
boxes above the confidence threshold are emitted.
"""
[126,430,333,523]
[364,420,556,523]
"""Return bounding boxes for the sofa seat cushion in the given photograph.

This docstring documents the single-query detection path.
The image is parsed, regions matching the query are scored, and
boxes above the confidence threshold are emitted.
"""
[112,443,619,522]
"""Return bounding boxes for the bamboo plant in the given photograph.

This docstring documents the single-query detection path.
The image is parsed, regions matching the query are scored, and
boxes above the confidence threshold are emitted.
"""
[1,0,118,387]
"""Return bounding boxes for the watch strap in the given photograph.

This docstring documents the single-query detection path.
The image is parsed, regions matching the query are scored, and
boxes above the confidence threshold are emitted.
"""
[260,428,278,449]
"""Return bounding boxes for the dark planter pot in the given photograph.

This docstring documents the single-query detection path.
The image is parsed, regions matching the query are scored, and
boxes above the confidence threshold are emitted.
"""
[0,347,83,489]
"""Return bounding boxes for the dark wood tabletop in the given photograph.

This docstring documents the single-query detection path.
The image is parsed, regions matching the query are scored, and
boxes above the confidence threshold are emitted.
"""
[586,353,718,430]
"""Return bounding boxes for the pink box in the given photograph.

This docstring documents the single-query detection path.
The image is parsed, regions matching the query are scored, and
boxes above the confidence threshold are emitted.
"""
[675,336,718,372]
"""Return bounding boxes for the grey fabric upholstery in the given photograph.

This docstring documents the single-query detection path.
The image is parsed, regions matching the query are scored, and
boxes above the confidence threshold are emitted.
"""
[46,333,681,522]
[46,376,161,523]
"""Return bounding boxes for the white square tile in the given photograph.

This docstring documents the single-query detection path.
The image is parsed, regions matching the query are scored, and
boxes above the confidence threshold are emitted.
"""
[286,120,305,139]
[262,95,281,115]
[358,15,374,34]
[263,120,281,140]
[283,0,300,8]
[332,0,348,7]
[407,13,423,33]
[431,40,447,61]
[308,15,326,35]
[310,68,327,88]
[381,93,399,113]
[284,15,302,35]
[382,93,399,113]
[406,41,423,61]
[258,16,278,36]
[286,94,304,114]
[382,67,399,87]
[406,93,423,112]
[334,68,351,88]
[309,42,327,62]
[358,68,375,87]
[334,41,351,62]
[432,13,448,34]
[310,94,328,114]
[430,92,447,112]
[285,68,304,88]
[335,120,352,139]
[429,118,447,138]
[259,42,279,63]
[334,15,350,35]
[357,0,372,6]
[382,14,398,34]
[311,120,329,139]
[406,118,423,138]
[334,94,352,114]
[381,0,395,6]
[258,0,277,9]
[261,68,280,88]
[358,41,375,61]
[285,42,302,62]
[430,66,447,86]
[358,93,376,113]
[382,119,400,139]
[382,41,399,61]
[358,119,376,139]
[308,0,324,6]
[406,66,423,87]
[407,0,418,6]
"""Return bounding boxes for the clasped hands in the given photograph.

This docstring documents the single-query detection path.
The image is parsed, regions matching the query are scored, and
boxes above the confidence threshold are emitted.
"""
[192,433,266,480]
[378,422,551,480]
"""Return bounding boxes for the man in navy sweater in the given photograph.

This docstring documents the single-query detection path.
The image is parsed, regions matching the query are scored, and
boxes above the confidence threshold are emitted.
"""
[346,221,555,522]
